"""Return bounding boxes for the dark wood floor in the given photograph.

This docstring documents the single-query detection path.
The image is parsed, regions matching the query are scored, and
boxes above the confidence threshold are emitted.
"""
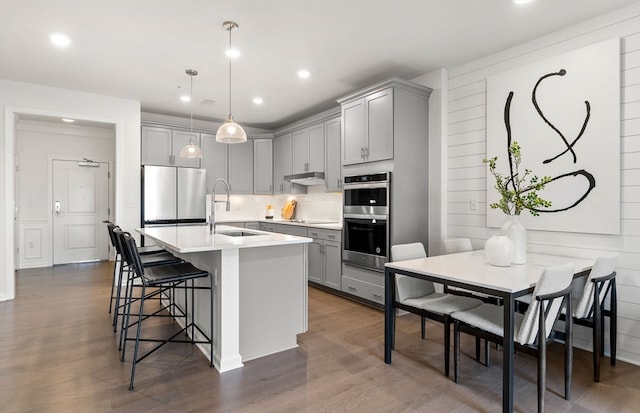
[2,262,639,412]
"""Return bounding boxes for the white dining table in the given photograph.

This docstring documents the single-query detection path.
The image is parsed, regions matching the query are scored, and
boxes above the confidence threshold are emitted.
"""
[384,250,595,413]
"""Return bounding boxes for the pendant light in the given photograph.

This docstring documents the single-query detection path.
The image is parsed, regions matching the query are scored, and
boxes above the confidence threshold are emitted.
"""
[216,21,247,143]
[179,69,204,158]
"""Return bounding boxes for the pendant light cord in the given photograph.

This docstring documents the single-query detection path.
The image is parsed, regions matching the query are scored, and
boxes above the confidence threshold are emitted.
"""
[228,24,232,118]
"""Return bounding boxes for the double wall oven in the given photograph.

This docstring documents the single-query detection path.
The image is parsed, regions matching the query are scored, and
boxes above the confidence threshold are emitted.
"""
[342,172,390,271]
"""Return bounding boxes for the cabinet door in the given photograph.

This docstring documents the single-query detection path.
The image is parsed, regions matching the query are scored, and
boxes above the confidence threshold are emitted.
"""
[201,133,228,192]
[307,123,325,172]
[324,117,342,192]
[341,98,365,165]
[228,141,253,194]
[273,137,285,194]
[253,139,273,194]
[141,126,172,166]
[324,240,342,289]
[307,240,324,284]
[292,129,308,173]
[365,87,393,163]
[281,134,293,193]
[172,130,201,168]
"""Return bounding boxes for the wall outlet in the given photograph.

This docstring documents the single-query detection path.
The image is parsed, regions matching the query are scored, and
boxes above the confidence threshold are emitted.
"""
[126,199,135,208]
[470,198,478,211]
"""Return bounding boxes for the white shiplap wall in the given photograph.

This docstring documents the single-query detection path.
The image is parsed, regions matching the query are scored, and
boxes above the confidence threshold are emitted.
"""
[446,4,640,365]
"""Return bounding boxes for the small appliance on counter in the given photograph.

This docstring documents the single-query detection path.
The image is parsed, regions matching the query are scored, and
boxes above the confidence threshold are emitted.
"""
[265,204,274,219]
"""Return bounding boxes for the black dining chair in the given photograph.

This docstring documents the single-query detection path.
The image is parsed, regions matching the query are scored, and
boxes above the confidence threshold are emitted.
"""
[452,262,575,413]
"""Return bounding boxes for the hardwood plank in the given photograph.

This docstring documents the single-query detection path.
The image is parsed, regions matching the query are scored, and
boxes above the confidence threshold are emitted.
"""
[1,262,639,412]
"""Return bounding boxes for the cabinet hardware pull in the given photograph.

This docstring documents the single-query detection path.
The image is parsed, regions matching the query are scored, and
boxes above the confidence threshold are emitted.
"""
[364,147,369,158]
[347,286,356,291]
[360,147,364,159]
[372,293,382,298]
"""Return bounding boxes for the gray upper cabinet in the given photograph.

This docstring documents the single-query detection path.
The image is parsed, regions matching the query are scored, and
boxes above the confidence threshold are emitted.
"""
[201,132,228,192]
[228,141,253,194]
[273,134,293,194]
[253,138,273,194]
[324,116,342,192]
[339,79,432,168]
[292,123,325,173]
[141,125,201,168]
[339,87,393,165]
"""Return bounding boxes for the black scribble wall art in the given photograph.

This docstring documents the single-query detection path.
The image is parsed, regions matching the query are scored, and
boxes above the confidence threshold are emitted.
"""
[486,38,621,234]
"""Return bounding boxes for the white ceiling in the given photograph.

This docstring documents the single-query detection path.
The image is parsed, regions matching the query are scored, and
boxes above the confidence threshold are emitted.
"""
[0,0,635,130]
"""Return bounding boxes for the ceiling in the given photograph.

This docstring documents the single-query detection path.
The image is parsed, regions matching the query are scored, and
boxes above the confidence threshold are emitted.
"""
[0,0,635,130]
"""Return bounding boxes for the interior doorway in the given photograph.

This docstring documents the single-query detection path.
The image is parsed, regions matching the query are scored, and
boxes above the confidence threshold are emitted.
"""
[52,159,110,264]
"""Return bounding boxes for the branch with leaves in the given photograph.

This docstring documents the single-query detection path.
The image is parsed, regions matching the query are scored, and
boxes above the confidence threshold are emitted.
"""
[483,141,552,216]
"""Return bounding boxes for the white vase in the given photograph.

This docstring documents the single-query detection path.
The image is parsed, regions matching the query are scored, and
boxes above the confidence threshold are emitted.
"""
[485,235,514,267]
[502,215,526,264]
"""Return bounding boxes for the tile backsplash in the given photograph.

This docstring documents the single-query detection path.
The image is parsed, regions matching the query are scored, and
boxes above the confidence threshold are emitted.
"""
[207,186,342,223]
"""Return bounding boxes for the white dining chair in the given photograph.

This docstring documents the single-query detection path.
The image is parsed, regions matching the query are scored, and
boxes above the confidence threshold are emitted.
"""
[391,242,483,376]
[516,253,618,383]
[443,238,503,306]
[452,262,575,413]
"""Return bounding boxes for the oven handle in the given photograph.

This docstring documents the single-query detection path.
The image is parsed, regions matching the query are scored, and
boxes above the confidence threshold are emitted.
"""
[343,182,388,190]
[344,214,388,221]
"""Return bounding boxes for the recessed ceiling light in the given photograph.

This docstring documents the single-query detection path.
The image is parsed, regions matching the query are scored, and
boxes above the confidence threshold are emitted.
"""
[513,0,532,4]
[180,95,191,102]
[297,70,310,79]
[252,97,263,105]
[50,33,71,48]
[61,118,75,123]
[226,48,240,58]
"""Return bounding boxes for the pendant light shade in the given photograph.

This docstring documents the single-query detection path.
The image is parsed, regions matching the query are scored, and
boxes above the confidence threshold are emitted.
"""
[180,69,203,158]
[216,21,247,144]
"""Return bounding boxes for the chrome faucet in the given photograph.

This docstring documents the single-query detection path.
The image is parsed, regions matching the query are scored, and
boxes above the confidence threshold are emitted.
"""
[209,178,231,233]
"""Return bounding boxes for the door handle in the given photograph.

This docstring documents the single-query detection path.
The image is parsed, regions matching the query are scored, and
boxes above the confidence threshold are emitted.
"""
[54,201,62,215]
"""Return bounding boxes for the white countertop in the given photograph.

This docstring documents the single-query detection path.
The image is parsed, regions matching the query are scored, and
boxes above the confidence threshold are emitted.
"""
[259,219,342,230]
[138,225,312,253]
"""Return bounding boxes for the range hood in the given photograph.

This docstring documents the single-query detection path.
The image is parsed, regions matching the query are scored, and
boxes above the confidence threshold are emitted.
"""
[284,171,325,186]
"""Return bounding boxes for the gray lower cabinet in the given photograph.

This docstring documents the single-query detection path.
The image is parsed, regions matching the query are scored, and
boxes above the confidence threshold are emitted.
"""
[245,222,259,230]
[341,263,384,305]
[259,222,277,232]
[307,228,341,290]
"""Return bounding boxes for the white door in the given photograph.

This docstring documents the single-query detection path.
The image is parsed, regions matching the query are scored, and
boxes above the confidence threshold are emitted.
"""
[52,159,109,264]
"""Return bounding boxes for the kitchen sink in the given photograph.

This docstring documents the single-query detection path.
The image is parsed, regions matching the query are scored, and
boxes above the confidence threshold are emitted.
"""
[217,231,260,237]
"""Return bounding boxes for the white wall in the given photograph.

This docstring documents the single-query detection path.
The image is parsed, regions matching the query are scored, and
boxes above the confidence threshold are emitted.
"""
[0,79,140,301]
[15,119,115,268]
[412,69,448,256]
[445,4,640,364]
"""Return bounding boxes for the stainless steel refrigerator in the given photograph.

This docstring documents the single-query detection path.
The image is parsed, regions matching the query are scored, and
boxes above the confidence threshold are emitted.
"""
[142,166,207,226]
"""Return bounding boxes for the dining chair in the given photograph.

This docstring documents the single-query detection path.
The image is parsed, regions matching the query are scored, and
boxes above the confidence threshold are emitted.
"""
[572,253,618,382]
[391,242,483,376]
[452,262,575,413]
[516,253,618,383]
[443,238,503,306]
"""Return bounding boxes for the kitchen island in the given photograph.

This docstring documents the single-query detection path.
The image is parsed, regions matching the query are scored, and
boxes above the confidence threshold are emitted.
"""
[137,224,312,373]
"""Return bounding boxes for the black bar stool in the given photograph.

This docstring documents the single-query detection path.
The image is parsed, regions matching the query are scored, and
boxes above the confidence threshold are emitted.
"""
[118,231,214,390]
[105,222,166,315]
[110,227,181,334]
